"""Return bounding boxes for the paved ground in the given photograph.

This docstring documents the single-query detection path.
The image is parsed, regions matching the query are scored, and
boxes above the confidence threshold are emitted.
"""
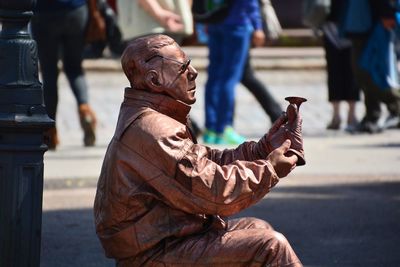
[40,47,400,267]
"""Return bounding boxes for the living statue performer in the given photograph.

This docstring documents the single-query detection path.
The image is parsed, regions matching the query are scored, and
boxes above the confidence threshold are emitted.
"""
[94,33,305,267]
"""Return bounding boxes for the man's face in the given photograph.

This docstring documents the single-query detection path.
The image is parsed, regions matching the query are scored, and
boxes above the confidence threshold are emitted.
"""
[150,44,198,105]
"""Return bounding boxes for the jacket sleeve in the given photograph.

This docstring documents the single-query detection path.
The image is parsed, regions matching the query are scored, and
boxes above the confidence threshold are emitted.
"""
[204,136,277,166]
[174,142,279,217]
[123,113,279,217]
[248,0,263,31]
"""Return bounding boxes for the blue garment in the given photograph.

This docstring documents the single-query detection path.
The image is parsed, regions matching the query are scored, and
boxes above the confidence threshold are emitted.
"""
[223,0,263,30]
[342,0,372,34]
[204,0,260,133]
[359,23,399,91]
[205,24,252,133]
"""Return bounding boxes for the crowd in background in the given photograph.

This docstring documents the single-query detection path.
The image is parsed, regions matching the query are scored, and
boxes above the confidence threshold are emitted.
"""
[26,0,400,149]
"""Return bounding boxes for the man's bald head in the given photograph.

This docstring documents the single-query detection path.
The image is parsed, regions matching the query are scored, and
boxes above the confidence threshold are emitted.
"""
[121,34,177,88]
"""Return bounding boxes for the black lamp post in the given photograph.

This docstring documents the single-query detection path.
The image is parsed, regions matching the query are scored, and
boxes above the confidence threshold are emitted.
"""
[0,0,53,266]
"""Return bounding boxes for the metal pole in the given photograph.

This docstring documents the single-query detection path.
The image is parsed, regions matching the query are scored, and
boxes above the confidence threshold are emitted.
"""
[0,0,53,266]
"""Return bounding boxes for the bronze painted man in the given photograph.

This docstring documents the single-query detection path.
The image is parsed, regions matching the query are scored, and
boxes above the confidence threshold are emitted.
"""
[94,34,304,266]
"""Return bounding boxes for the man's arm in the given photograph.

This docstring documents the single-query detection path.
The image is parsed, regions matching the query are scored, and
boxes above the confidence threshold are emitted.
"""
[205,113,294,165]
[249,0,266,47]
[123,114,296,217]
[86,0,106,42]
[138,0,184,32]
[172,140,296,216]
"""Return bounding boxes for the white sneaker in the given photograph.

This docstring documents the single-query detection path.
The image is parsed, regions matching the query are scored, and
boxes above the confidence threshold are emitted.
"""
[383,115,400,129]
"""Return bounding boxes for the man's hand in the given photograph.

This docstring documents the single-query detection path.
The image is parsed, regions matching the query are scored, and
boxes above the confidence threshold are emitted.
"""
[138,0,183,32]
[381,18,396,29]
[252,30,266,47]
[267,139,298,178]
[265,103,305,165]
[158,10,184,32]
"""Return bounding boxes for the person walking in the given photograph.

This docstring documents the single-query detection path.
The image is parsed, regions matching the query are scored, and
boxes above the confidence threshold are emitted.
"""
[203,0,264,145]
[322,0,360,131]
[342,0,400,133]
[239,0,283,125]
[31,0,103,149]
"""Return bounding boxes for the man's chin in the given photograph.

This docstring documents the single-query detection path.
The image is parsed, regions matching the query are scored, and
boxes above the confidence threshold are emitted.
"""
[177,98,196,105]
[186,98,196,105]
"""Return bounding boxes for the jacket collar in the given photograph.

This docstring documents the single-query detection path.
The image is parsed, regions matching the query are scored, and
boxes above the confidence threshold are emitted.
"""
[123,87,191,124]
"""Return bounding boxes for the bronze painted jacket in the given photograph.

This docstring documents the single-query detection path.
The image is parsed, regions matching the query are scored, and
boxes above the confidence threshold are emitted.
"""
[94,88,279,260]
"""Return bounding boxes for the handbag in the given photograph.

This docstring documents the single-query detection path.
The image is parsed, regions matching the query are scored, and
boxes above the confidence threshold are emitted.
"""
[260,0,282,40]
[117,0,193,41]
[85,0,124,57]
[302,0,331,29]
[359,23,400,91]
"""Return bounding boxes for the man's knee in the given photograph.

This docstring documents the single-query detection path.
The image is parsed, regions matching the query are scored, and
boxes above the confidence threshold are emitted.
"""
[259,230,301,266]
[229,217,273,231]
[262,230,290,248]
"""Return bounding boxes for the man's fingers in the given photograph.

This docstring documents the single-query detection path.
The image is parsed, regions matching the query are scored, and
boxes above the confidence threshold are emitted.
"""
[286,104,297,123]
[279,139,291,153]
[290,163,297,172]
[286,154,298,166]
[269,113,287,135]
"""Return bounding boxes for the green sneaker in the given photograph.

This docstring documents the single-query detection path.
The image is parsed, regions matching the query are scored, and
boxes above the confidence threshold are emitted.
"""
[222,127,246,145]
[203,129,217,144]
[215,135,228,145]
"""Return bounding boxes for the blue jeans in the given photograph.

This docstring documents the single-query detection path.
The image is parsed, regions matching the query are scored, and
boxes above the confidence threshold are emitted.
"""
[205,24,252,133]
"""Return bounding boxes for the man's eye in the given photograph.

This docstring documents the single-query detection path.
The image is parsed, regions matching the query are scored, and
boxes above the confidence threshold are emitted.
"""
[180,60,191,73]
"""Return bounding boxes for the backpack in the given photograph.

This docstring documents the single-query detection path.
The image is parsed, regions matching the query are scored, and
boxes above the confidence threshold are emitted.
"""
[192,0,233,24]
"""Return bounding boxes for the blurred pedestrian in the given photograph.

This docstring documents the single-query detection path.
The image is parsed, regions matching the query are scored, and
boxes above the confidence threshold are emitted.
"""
[31,0,104,149]
[342,0,400,133]
[322,0,360,131]
[203,0,264,145]
[193,0,282,134]
[240,0,283,125]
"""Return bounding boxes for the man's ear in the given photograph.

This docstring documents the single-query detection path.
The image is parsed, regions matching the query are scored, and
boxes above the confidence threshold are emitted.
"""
[145,70,163,92]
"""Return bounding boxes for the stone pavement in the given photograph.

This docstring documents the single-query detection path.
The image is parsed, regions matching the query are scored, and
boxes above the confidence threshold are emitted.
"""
[40,47,400,267]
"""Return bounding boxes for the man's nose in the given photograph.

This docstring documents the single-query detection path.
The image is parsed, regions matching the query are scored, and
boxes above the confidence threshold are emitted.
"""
[187,65,198,81]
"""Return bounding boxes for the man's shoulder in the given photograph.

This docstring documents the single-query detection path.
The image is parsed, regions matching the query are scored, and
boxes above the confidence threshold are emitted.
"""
[134,111,187,138]
[118,109,187,142]
[119,110,193,164]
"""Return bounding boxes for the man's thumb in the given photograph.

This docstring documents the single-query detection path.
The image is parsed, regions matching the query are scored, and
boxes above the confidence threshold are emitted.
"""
[280,139,291,152]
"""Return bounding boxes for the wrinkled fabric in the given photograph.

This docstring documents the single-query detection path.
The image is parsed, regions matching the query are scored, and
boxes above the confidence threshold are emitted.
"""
[265,104,305,166]
[117,217,301,267]
[94,88,301,266]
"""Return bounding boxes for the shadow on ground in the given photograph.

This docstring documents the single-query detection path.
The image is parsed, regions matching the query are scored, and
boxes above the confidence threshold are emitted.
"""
[41,181,400,267]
